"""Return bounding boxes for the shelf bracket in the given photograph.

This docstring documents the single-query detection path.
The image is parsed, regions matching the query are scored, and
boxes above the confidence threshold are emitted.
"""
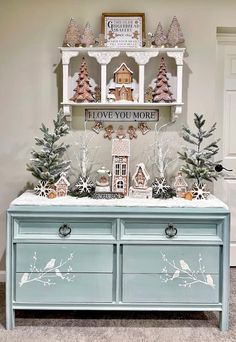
[167,51,184,106]
[63,105,72,123]
[88,51,120,102]
[126,51,159,103]
[61,50,80,121]
[171,105,182,122]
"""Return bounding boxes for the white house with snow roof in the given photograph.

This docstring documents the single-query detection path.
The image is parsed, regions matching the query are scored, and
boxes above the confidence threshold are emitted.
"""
[108,63,134,102]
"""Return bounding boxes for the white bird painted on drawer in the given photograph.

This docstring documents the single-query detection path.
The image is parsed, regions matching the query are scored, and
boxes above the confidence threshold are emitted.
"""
[55,269,65,279]
[180,259,191,272]
[44,258,56,270]
[206,274,215,288]
[171,269,180,280]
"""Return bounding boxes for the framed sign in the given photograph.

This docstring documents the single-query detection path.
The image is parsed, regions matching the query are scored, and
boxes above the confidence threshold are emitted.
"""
[101,13,145,48]
[85,109,159,122]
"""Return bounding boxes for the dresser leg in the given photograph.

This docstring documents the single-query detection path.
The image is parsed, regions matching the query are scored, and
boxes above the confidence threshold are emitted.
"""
[6,308,15,330]
[219,311,229,331]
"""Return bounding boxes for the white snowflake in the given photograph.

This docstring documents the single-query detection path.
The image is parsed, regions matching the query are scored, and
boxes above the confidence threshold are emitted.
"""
[152,177,170,196]
[75,176,94,194]
[34,181,51,197]
[192,183,210,200]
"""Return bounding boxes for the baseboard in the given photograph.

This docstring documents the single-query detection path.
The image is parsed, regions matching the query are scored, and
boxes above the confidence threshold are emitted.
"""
[0,271,5,282]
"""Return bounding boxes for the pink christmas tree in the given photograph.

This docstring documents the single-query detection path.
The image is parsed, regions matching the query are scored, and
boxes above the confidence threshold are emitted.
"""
[70,58,95,103]
[153,57,175,103]
[80,22,95,47]
[63,18,81,47]
[167,16,185,47]
[154,22,167,47]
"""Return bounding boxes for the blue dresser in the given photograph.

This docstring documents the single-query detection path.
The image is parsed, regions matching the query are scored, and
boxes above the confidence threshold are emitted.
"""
[6,193,230,330]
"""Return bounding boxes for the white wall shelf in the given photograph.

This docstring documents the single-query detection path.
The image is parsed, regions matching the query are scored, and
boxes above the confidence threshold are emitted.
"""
[59,47,185,122]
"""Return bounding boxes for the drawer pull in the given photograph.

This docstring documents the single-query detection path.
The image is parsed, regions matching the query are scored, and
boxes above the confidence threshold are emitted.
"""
[165,224,177,238]
[59,224,71,238]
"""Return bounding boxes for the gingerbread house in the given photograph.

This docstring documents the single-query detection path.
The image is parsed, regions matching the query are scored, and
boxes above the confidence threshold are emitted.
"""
[55,173,70,197]
[173,171,188,197]
[129,163,152,199]
[132,163,150,189]
[108,63,134,102]
[111,138,130,196]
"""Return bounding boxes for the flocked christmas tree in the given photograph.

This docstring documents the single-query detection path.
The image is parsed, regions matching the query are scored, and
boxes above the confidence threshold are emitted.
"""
[27,109,71,184]
[178,113,221,187]
[154,22,167,47]
[153,57,175,103]
[63,18,81,47]
[167,16,185,47]
[70,57,95,103]
[80,22,95,47]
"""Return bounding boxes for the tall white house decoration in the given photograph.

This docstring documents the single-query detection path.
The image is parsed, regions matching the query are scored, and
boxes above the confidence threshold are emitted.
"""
[111,138,130,196]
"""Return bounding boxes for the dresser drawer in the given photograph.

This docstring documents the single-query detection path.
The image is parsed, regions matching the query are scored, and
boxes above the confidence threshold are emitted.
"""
[16,273,113,303]
[121,219,222,241]
[16,244,113,273]
[123,245,220,274]
[122,244,220,304]
[14,218,116,240]
[122,274,219,303]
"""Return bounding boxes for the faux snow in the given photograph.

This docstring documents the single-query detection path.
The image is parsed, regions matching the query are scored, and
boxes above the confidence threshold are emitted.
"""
[10,191,229,210]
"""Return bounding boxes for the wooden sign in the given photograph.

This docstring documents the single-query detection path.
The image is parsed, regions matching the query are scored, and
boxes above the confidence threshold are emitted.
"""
[85,109,159,122]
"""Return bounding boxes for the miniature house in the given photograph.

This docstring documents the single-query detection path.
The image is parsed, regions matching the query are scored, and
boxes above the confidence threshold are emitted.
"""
[54,173,70,197]
[173,171,188,197]
[109,63,134,102]
[111,138,130,196]
[129,163,152,199]
[132,163,150,189]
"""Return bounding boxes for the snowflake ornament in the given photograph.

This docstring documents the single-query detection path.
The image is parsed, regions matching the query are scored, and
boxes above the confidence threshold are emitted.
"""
[192,183,210,200]
[152,177,170,198]
[75,176,94,195]
[34,181,52,197]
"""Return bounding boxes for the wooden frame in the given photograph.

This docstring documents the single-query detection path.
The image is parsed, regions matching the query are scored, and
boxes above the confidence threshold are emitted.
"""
[101,13,145,48]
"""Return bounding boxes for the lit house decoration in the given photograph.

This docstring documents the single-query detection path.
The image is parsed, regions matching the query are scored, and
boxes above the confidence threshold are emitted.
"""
[173,171,188,198]
[108,63,134,102]
[129,163,152,199]
[111,138,130,195]
[54,173,70,197]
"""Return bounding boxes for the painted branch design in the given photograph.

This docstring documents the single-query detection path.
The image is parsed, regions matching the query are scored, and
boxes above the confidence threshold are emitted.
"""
[19,252,75,287]
[160,252,215,288]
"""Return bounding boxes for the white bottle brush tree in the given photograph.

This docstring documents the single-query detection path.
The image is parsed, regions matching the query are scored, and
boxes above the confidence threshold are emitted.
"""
[68,124,99,197]
[148,122,177,199]
[178,113,221,198]
[27,110,71,195]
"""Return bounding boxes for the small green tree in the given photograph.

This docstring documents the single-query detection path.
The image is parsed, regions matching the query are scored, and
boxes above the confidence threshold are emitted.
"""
[178,113,220,185]
[27,110,71,183]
